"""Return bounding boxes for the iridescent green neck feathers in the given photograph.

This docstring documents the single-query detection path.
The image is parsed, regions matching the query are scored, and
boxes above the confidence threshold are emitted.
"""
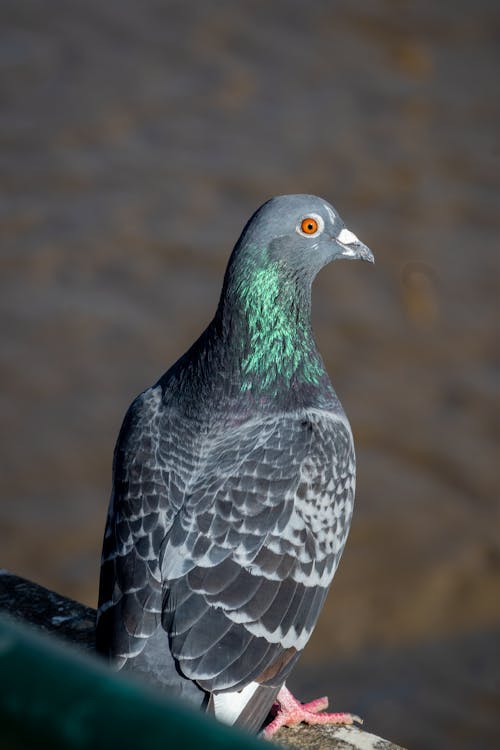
[222,246,327,394]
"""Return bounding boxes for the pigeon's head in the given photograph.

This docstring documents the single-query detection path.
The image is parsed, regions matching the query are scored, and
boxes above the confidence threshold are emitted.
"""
[236,194,374,280]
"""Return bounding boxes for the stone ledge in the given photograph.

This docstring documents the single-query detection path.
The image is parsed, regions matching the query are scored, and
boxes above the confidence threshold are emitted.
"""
[273,724,406,750]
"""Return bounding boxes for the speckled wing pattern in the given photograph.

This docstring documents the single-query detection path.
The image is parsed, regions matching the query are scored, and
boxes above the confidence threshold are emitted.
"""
[96,387,192,672]
[97,384,355,708]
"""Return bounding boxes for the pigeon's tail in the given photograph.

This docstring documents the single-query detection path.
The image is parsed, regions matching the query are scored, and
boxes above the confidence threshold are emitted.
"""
[235,684,280,732]
[208,683,280,733]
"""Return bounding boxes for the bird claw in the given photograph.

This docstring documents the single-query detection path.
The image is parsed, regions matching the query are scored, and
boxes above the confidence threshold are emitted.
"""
[262,686,362,738]
[300,695,329,713]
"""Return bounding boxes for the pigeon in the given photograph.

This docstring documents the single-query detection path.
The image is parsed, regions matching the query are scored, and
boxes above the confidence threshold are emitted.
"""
[96,194,374,735]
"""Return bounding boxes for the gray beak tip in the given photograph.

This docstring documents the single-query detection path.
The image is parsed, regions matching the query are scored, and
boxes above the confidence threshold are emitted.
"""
[361,247,375,264]
[336,227,374,264]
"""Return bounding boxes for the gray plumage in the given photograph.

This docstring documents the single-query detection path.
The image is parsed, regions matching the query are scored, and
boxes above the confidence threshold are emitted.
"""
[96,194,373,731]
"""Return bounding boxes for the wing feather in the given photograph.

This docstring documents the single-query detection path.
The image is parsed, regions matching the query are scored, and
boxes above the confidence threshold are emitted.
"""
[161,409,355,704]
[97,391,355,728]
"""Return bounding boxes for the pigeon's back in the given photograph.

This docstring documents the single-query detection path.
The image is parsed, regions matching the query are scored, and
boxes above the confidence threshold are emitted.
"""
[96,194,373,731]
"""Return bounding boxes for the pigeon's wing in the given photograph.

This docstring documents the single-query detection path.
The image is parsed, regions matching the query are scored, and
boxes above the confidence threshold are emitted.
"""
[161,408,355,729]
[96,385,190,670]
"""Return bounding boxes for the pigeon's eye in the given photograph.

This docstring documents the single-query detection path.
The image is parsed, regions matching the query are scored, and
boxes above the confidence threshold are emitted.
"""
[301,218,318,234]
[297,213,324,238]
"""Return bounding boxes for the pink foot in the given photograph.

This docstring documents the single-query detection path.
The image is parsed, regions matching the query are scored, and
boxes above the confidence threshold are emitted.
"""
[262,686,362,738]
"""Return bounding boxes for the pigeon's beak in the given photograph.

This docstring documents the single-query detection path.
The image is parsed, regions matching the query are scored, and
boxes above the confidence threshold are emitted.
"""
[336,227,375,263]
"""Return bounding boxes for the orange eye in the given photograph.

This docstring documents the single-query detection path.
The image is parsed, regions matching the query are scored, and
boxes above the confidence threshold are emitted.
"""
[300,217,319,235]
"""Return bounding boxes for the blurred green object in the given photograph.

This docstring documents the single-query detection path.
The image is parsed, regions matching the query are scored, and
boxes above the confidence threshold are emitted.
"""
[0,615,266,750]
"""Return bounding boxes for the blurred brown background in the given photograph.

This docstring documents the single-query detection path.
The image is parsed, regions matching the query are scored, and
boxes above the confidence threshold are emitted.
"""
[1,2,499,748]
